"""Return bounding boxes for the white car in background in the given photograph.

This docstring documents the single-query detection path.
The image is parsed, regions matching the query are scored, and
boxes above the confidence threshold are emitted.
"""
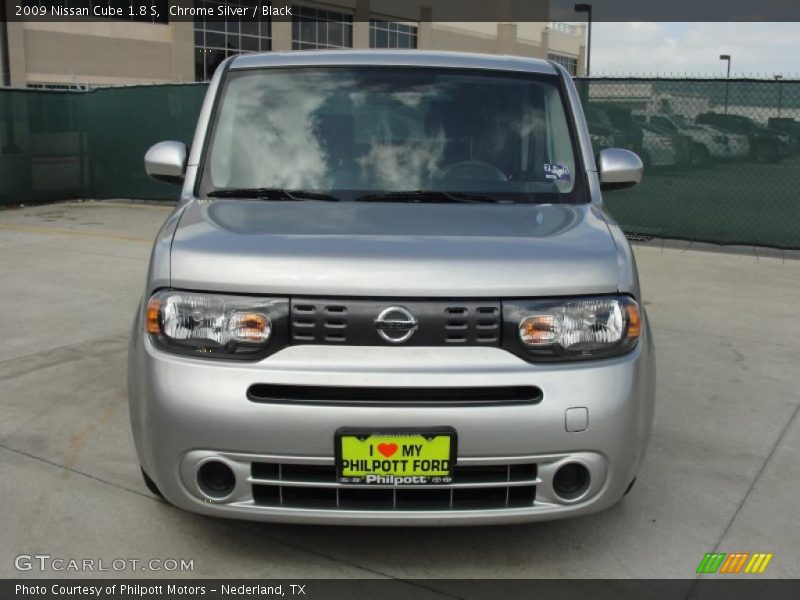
[641,126,686,168]
[666,115,750,162]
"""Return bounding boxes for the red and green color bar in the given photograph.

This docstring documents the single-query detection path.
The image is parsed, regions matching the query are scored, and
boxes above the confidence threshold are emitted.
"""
[696,552,773,574]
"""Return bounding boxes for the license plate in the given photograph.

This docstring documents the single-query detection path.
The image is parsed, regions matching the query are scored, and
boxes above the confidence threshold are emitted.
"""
[335,428,456,485]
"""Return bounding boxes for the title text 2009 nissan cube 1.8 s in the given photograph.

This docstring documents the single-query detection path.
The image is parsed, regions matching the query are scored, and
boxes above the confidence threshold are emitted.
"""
[129,50,655,525]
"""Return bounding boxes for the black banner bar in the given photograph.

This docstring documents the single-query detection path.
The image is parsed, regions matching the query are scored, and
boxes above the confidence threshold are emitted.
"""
[4,0,800,23]
[3,579,800,600]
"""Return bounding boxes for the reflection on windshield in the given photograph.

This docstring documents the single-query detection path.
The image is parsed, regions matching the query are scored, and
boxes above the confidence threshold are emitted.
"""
[210,75,335,190]
[202,67,580,202]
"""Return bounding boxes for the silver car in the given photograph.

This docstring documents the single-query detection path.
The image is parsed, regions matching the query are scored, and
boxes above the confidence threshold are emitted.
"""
[129,50,655,525]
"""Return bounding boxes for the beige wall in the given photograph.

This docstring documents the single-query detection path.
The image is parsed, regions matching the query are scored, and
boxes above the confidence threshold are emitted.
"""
[548,27,584,56]
[5,22,27,87]
[427,22,551,59]
[8,21,194,86]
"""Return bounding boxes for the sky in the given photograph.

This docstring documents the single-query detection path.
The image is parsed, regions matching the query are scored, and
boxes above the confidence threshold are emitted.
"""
[588,23,800,77]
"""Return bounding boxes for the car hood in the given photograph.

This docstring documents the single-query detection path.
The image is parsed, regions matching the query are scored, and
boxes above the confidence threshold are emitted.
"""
[169,199,621,297]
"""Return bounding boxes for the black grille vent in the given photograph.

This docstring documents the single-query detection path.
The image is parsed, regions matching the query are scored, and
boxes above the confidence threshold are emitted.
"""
[444,305,500,344]
[246,384,542,406]
[290,299,501,346]
[291,303,349,343]
[250,462,538,511]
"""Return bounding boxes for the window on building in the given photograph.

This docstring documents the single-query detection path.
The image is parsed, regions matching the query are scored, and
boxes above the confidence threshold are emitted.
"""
[369,20,418,49]
[194,0,272,81]
[291,5,353,50]
[548,22,578,35]
[548,53,578,76]
[27,83,88,91]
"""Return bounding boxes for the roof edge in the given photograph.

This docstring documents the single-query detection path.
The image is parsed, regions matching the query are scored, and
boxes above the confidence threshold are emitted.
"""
[229,50,558,75]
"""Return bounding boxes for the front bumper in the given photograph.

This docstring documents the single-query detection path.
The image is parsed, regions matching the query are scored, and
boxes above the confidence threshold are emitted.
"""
[128,317,655,525]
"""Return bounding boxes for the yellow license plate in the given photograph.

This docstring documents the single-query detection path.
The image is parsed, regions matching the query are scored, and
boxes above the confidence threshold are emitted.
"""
[336,428,456,485]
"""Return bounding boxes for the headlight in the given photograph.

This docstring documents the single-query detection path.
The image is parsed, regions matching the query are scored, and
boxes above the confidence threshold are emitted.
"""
[146,290,288,359]
[505,295,640,361]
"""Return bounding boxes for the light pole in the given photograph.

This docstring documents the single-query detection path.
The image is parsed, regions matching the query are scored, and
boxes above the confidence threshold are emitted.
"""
[775,74,783,118]
[575,3,592,76]
[720,54,731,113]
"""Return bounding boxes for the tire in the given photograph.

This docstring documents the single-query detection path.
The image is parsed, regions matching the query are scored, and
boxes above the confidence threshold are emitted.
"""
[754,143,779,163]
[141,468,165,499]
[691,143,711,167]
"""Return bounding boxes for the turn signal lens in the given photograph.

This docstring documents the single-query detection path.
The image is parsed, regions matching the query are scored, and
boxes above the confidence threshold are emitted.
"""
[625,302,641,340]
[146,297,161,335]
[519,315,562,346]
[228,312,271,343]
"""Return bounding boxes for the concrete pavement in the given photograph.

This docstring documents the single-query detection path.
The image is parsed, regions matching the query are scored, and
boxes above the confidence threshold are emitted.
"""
[0,200,798,580]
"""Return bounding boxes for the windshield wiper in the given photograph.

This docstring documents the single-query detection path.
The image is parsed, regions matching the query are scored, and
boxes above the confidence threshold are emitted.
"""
[207,188,340,202]
[354,190,503,204]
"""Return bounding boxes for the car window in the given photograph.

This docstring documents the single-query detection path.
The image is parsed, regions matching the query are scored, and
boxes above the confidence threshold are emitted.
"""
[651,117,676,132]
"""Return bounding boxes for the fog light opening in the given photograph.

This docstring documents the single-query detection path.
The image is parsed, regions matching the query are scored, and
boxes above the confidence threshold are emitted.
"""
[197,460,236,499]
[552,462,590,501]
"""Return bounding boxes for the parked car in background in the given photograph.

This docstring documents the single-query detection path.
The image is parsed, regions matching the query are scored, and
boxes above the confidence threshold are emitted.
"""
[767,117,800,154]
[695,113,790,162]
[669,115,749,161]
[584,106,619,153]
[639,114,731,166]
[641,124,691,168]
[593,104,645,157]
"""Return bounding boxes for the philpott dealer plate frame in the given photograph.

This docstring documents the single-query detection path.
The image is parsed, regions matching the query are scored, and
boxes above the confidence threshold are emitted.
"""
[335,427,457,485]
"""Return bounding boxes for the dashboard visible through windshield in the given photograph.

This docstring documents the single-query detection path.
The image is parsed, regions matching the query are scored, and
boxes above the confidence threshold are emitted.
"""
[198,66,585,204]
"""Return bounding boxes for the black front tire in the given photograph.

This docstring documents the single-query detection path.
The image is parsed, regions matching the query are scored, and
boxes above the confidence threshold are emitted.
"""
[754,143,779,163]
[691,143,711,167]
[141,468,165,499]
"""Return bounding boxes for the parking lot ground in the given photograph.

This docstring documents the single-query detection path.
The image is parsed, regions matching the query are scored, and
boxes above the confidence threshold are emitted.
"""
[0,200,798,580]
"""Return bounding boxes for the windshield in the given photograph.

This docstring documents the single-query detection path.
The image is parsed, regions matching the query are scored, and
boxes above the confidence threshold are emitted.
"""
[651,116,678,133]
[198,67,584,203]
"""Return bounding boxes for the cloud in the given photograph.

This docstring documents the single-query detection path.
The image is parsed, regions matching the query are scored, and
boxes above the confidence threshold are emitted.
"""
[591,22,800,77]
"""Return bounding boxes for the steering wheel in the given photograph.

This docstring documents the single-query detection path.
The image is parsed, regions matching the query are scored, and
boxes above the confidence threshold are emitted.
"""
[440,160,508,182]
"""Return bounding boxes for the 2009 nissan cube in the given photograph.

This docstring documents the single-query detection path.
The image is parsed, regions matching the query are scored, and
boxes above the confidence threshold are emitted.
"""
[128,50,655,525]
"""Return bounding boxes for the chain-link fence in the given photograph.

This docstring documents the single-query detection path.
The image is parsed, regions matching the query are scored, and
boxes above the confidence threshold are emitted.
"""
[1,78,799,248]
[576,78,800,248]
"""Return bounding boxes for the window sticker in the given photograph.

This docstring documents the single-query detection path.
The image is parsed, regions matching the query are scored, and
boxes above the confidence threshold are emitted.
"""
[544,163,571,182]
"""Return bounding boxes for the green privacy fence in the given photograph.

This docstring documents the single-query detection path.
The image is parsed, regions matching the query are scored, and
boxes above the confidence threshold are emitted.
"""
[1,78,799,248]
[0,83,207,203]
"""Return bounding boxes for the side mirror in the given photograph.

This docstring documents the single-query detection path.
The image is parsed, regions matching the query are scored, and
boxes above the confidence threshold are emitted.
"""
[144,141,187,185]
[597,148,643,191]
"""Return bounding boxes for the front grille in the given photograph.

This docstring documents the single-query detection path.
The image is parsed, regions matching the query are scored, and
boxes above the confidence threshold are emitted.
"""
[250,461,538,511]
[246,384,542,406]
[290,299,501,346]
[291,302,348,343]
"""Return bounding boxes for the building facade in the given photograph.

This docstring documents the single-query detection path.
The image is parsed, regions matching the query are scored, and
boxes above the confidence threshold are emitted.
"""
[1,1,586,88]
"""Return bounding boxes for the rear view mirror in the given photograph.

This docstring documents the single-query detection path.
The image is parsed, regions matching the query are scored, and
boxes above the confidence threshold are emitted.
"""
[144,141,187,185]
[597,148,643,191]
